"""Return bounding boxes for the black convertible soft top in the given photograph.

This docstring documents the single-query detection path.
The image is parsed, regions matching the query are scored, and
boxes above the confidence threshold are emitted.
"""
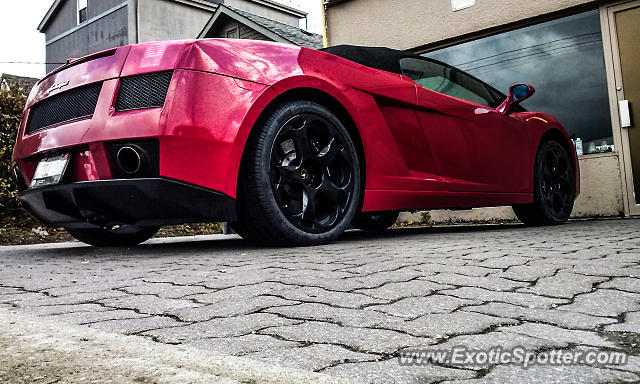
[322,45,406,75]
[321,44,520,111]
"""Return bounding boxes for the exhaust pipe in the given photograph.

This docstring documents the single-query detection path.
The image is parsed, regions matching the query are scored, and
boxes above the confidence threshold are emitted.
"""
[116,145,144,175]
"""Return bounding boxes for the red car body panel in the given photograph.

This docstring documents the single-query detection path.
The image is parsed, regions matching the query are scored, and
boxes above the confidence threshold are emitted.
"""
[12,39,579,223]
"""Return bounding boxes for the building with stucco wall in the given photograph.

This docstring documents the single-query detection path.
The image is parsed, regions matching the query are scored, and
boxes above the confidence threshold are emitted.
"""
[325,0,640,221]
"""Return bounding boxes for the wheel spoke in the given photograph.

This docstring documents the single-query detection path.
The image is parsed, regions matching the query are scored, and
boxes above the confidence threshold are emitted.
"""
[293,120,313,159]
[278,165,299,185]
[317,176,348,206]
[317,137,340,166]
[553,191,566,213]
[546,188,554,207]
[547,191,556,210]
[301,188,316,222]
[552,151,560,171]
[542,157,553,180]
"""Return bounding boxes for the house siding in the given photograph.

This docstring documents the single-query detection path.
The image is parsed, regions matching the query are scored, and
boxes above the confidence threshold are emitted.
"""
[203,17,269,41]
[239,24,268,40]
[136,0,215,42]
[45,0,79,38]
[89,0,126,18]
[45,0,126,39]
[45,5,128,73]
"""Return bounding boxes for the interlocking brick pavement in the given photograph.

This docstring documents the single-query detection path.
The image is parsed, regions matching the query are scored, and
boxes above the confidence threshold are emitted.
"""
[1,219,639,383]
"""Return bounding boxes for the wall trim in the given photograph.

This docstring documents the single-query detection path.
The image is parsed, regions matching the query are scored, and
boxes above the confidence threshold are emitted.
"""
[410,1,606,54]
[578,152,619,160]
[245,0,307,17]
[599,0,640,215]
[172,0,218,11]
[45,2,128,46]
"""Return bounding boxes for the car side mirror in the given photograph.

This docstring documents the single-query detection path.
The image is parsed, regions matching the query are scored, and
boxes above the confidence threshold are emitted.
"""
[498,83,535,115]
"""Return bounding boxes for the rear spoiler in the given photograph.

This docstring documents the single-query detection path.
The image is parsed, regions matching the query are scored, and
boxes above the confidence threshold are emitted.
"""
[38,48,117,85]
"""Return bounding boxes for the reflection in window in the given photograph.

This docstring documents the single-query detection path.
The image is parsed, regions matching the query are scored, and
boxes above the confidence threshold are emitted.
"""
[400,58,491,107]
[425,10,613,155]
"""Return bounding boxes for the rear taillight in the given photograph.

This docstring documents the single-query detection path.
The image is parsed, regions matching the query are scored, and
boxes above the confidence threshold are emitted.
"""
[115,71,173,112]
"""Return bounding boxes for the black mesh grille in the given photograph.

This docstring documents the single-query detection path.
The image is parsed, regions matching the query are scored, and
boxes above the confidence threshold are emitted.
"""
[115,71,173,112]
[27,82,102,134]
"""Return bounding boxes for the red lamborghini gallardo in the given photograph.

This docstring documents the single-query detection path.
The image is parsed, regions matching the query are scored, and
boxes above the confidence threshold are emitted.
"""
[12,39,579,246]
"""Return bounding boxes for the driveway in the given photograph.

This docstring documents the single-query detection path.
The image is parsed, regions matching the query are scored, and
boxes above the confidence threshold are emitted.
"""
[1,219,639,383]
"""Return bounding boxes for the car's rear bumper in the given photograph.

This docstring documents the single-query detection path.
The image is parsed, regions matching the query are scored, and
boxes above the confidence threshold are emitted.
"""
[13,68,270,200]
[19,178,237,229]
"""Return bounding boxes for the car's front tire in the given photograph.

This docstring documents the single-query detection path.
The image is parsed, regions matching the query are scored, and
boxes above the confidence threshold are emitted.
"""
[235,100,361,246]
[66,226,160,247]
[513,140,575,226]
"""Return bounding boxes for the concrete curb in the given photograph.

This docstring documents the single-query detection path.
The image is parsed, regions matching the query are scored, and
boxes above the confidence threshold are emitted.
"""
[0,308,352,384]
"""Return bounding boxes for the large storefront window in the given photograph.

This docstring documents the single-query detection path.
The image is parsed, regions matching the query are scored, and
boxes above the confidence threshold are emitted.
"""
[425,10,613,155]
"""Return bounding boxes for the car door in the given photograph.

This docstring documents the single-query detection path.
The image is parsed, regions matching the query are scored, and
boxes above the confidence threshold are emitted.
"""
[400,57,530,193]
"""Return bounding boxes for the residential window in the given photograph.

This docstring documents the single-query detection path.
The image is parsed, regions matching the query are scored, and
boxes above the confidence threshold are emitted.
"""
[77,0,88,24]
[425,10,613,155]
[226,28,239,39]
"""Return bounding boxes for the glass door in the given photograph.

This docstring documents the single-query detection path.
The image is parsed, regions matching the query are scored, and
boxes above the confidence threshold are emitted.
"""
[606,1,640,215]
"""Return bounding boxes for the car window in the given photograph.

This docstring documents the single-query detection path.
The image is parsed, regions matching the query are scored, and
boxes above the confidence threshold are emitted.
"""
[399,57,499,108]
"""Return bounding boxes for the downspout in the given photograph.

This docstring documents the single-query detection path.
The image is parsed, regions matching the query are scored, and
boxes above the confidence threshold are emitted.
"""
[321,0,328,47]
[127,0,139,43]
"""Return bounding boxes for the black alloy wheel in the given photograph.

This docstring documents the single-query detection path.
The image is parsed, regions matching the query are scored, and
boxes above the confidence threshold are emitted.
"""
[513,140,575,226]
[234,100,361,246]
[539,143,574,218]
[269,113,355,233]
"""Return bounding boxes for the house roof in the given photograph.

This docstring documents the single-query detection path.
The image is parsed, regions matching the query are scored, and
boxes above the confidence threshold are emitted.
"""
[38,0,62,31]
[38,0,306,32]
[199,5,323,49]
[1,73,39,91]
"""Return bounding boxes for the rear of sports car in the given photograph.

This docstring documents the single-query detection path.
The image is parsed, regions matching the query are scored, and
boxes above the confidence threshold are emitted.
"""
[11,40,291,245]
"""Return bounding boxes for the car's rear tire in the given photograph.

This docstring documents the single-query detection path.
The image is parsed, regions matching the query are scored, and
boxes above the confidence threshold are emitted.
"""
[513,140,575,226]
[66,226,160,247]
[353,211,399,232]
[235,100,361,246]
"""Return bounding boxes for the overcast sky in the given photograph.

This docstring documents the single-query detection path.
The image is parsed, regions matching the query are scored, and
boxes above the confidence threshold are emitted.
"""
[0,1,53,79]
[0,0,323,80]
[275,0,323,34]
